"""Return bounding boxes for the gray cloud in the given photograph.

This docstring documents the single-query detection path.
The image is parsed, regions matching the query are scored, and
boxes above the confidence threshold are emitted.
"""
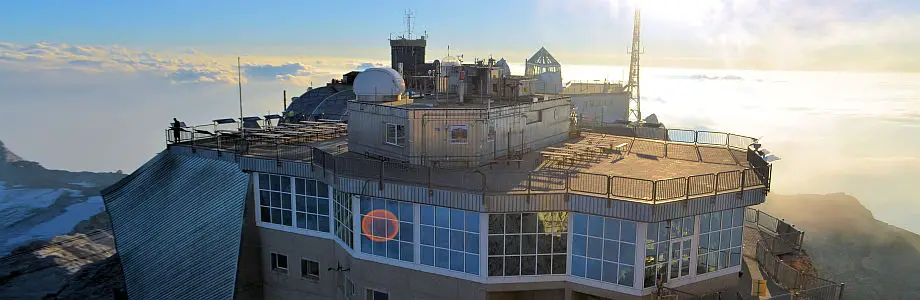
[355,62,385,70]
[244,62,311,80]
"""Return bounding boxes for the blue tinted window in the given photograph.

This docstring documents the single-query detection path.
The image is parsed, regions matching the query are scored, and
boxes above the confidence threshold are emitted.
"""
[620,221,636,243]
[571,213,637,287]
[573,214,587,235]
[465,212,479,233]
[421,246,434,266]
[450,210,464,230]
[420,205,434,225]
[436,207,450,227]
[420,226,434,245]
[420,205,480,275]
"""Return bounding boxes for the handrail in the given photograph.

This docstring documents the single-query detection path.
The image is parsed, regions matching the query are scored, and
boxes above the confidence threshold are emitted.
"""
[166,126,773,203]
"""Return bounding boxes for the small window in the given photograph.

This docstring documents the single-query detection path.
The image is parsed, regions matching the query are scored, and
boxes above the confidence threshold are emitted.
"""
[271,253,288,273]
[341,277,356,299]
[301,259,320,280]
[366,289,389,300]
[385,123,406,146]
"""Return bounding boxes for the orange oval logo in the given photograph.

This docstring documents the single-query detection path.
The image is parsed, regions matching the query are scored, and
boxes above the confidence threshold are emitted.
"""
[361,209,400,242]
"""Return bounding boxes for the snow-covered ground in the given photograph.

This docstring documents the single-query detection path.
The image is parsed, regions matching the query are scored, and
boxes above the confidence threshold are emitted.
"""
[0,181,106,255]
[3,197,105,249]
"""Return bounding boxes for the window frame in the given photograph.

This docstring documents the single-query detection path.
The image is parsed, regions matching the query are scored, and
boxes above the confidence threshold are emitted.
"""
[570,213,637,287]
[487,212,569,277]
[366,288,389,300]
[384,123,405,147]
[300,258,320,280]
[419,205,481,275]
[270,252,288,273]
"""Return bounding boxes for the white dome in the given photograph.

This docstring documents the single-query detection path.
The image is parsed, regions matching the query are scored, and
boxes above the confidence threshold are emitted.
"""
[353,68,406,100]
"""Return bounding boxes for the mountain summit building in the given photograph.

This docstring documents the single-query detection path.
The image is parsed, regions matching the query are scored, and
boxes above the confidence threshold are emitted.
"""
[102,28,775,299]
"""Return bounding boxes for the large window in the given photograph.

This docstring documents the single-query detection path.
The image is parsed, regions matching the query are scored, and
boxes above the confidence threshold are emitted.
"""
[385,123,405,146]
[259,174,293,226]
[698,208,743,274]
[258,174,331,233]
[571,214,637,287]
[487,212,568,276]
[359,197,414,262]
[294,178,330,232]
[333,191,354,248]
[419,205,480,275]
[644,216,694,288]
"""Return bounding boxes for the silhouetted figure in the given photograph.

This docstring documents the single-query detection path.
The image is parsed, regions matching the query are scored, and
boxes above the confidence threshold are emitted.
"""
[172,118,182,143]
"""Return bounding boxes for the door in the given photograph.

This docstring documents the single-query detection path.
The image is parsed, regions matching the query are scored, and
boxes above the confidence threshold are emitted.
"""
[668,239,692,280]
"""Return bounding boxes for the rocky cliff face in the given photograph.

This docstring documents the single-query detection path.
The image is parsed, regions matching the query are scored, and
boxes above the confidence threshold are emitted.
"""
[0,140,124,255]
[758,193,920,300]
[0,140,126,299]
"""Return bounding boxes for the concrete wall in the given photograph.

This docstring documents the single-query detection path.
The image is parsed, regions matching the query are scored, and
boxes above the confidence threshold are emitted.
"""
[235,181,265,299]
[346,97,571,166]
[257,228,486,300]
[570,93,629,124]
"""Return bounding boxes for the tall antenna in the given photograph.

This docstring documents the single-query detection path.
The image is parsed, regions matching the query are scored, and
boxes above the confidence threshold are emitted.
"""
[237,57,244,134]
[624,8,644,126]
[404,9,414,39]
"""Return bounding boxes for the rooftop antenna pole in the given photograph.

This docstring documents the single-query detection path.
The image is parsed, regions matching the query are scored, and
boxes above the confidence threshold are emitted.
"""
[405,9,413,39]
[625,7,644,127]
[238,57,245,136]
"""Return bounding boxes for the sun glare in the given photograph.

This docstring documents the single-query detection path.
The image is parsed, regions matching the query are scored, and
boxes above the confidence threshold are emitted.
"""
[615,0,724,25]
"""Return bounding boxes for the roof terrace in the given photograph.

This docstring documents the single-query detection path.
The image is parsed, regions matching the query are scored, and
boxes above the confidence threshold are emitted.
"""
[167,121,771,204]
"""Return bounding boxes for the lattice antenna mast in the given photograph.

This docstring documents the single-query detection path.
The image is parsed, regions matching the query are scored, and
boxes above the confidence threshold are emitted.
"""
[625,8,644,126]
[404,9,414,39]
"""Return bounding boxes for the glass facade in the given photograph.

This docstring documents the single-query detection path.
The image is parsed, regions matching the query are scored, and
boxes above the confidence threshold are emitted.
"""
[644,216,694,288]
[258,174,292,226]
[419,205,480,275]
[571,214,637,287]
[359,197,414,262]
[487,212,568,276]
[698,208,744,274]
[294,178,330,232]
[333,191,354,248]
[258,174,331,231]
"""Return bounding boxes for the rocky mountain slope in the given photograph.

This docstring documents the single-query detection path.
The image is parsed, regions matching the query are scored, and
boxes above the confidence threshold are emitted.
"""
[758,193,920,300]
[0,140,124,255]
[0,140,125,299]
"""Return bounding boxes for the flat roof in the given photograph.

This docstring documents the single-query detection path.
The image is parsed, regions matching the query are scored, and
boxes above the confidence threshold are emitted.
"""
[356,94,570,110]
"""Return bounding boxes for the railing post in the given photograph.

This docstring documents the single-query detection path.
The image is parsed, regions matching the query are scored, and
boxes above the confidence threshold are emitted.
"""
[714,173,720,195]
[838,282,846,300]
[685,177,691,200]
[740,169,746,194]
[606,175,611,197]
[651,180,656,202]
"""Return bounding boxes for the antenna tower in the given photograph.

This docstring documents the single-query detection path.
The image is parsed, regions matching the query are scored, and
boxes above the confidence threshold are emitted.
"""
[624,8,644,126]
[404,9,414,39]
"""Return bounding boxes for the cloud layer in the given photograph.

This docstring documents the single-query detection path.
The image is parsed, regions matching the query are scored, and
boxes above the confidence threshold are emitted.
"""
[0,42,388,85]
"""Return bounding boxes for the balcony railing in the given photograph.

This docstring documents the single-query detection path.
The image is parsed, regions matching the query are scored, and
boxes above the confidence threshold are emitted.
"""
[167,126,773,203]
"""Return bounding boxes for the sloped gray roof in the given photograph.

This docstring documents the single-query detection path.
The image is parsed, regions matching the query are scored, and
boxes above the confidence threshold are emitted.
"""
[102,152,248,300]
[526,47,560,67]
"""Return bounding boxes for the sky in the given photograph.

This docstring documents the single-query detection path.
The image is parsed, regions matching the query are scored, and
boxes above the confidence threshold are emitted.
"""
[1,0,919,71]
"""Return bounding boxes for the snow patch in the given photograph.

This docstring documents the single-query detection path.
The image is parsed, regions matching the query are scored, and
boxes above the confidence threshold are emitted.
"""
[69,181,97,188]
[0,186,68,228]
[2,196,105,250]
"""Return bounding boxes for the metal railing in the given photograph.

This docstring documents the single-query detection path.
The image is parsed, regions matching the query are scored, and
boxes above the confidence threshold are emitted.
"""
[744,208,844,300]
[167,126,773,203]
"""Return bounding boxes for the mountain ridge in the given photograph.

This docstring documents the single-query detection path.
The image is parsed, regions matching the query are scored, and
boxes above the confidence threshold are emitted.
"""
[758,193,920,300]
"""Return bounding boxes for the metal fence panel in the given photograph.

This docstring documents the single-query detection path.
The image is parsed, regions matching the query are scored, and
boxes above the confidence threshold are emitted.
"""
[569,172,608,195]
